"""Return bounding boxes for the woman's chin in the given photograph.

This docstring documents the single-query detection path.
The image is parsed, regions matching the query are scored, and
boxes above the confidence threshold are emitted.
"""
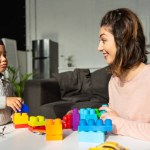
[105,59,113,65]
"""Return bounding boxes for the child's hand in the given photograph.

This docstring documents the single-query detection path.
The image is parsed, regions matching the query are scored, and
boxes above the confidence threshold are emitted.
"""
[6,97,23,112]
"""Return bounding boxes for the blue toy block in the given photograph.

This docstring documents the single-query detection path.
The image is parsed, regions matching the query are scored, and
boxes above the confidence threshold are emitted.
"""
[78,119,112,132]
[100,104,108,115]
[17,104,29,113]
[78,131,105,143]
[79,108,98,122]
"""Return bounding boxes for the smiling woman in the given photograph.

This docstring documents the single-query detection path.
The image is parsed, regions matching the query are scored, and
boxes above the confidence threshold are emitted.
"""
[98,8,150,142]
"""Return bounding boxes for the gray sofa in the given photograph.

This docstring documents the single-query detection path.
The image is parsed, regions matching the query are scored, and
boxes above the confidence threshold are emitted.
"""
[23,66,111,119]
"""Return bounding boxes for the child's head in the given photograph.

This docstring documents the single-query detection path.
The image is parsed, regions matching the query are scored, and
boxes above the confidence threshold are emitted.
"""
[0,39,8,73]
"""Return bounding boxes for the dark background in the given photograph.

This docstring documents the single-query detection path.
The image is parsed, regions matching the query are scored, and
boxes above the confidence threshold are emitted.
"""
[0,0,26,51]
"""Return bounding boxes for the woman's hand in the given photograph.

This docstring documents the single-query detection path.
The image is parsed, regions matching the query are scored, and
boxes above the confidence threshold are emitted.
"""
[66,110,73,115]
[99,105,119,120]
[6,97,23,112]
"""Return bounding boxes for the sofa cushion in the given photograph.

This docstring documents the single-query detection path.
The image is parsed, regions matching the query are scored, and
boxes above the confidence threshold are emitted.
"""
[90,66,111,103]
[53,68,92,99]
[39,101,75,118]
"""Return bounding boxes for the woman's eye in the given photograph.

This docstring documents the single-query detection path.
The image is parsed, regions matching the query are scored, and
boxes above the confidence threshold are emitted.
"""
[102,39,106,43]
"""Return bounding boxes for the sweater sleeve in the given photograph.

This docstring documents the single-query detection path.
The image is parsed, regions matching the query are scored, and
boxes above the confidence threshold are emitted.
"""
[112,116,150,141]
[0,96,6,109]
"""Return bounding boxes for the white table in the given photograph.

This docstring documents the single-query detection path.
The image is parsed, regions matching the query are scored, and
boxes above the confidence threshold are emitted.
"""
[0,123,150,150]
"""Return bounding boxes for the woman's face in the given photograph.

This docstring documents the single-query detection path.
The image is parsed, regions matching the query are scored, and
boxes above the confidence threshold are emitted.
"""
[98,26,117,65]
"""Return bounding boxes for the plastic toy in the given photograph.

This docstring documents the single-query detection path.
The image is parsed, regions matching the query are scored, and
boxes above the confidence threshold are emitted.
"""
[28,115,46,134]
[95,104,108,118]
[17,103,29,113]
[89,141,129,150]
[78,119,112,143]
[13,113,29,128]
[46,118,63,140]
[79,130,105,143]
[100,104,108,115]
[78,119,112,132]
[13,103,29,128]
[28,126,46,134]
[28,116,45,127]
[62,114,72,129]
[72,108,80,131]
[79,108,98,122]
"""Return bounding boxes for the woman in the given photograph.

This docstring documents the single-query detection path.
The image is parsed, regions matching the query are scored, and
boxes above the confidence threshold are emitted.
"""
[98,8,150,141]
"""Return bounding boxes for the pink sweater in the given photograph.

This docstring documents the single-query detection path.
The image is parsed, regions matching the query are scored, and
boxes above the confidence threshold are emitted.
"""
[109,64,150,141]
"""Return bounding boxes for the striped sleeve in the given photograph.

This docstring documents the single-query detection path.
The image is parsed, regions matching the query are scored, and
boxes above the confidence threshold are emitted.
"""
[0,96,6,109]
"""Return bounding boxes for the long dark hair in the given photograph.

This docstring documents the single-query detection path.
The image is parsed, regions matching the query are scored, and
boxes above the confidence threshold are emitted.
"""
[101,8,149,76]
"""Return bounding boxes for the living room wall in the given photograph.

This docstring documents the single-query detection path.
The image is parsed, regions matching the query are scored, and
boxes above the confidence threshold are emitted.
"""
[26,0,150,71]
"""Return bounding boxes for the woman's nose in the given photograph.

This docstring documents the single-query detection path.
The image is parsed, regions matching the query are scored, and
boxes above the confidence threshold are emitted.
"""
[97,41,103,51]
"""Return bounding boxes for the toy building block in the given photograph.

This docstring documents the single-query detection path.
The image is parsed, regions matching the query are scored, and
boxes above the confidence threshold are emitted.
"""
[95,109,101,118]
[72,108,80,131]
[89,141,129,150]
[28,126,46,134]
[62,114,72,129]
[95,104,108,118]
[28,116,46,133]
[79,108,98,122]
[78,119,112,132]
[13,113,29,128]
[100,104,108,116]
[28,116,46,127]
[79,131,105,143]
[78,119,112,143]
[17,104,29,113]
[46,118,63,140]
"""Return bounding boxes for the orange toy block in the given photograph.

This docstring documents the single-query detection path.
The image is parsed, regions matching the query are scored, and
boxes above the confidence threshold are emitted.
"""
[46,118,63,140]
[13,113,29,128]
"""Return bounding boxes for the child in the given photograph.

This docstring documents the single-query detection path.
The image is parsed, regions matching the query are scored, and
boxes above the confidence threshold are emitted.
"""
[0,39,22,125]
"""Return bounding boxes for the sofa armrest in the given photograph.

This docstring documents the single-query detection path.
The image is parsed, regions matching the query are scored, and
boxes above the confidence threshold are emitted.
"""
[23,78,61,115]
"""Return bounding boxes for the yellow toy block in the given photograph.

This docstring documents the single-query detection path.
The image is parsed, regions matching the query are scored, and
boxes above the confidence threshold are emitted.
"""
[13,113,29,124]
[28,116,46,127]
[89,141,129,150]
[46,118,63,140]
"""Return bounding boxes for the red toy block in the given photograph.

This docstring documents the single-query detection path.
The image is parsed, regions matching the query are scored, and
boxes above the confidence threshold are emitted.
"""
[28,125,46,134]
[14,124,28,128]
[62,114,72,129]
